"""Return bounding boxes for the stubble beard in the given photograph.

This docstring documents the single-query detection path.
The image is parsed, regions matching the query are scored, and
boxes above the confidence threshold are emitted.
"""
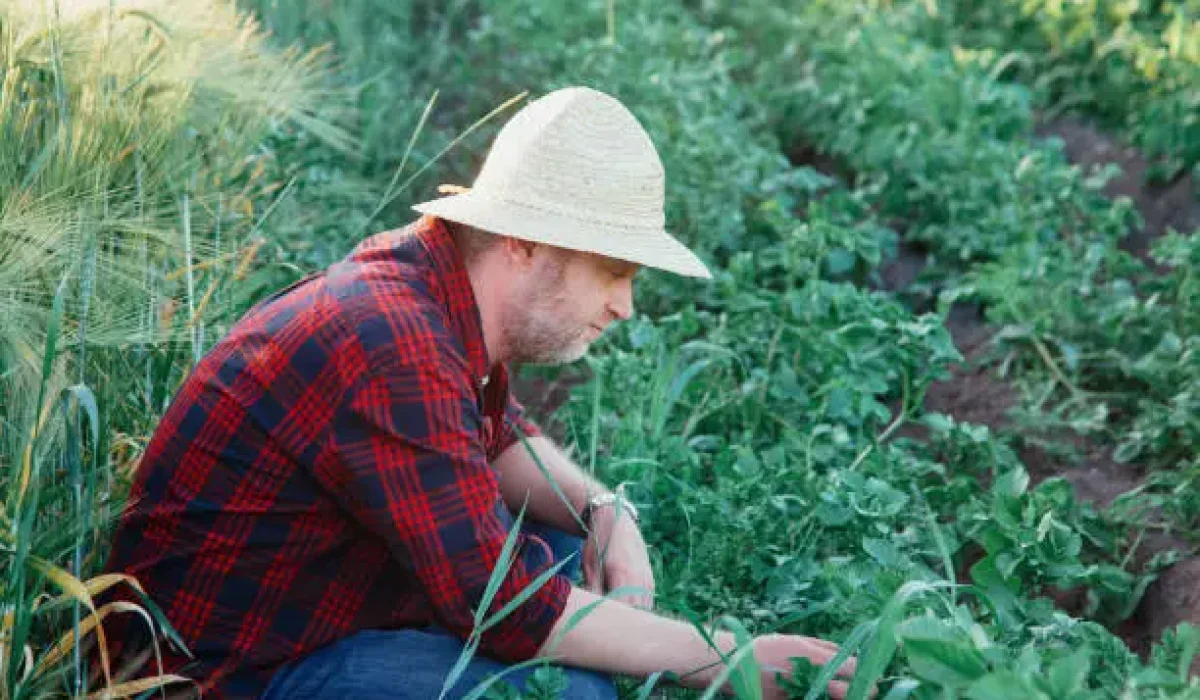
[510,313,592,365]
[505,255,594,366]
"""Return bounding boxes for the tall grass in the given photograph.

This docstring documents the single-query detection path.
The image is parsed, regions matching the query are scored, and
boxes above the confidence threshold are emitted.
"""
[1,0,344,696]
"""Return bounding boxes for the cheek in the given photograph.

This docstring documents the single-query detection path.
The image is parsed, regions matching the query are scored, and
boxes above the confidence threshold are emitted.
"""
[545,259,611,318]
[558,269,605,307]
[586,279,616,312]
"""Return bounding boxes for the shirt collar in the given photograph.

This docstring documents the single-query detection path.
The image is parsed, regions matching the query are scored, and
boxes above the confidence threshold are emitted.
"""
[413,215,492,388]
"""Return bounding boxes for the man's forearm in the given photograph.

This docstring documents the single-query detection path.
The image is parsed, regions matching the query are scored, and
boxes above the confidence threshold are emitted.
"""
[493,436,612,537]
[538,587,738,692]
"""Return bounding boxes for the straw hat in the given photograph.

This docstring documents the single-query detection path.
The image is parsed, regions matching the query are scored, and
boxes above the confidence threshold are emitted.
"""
[412,87,712,279]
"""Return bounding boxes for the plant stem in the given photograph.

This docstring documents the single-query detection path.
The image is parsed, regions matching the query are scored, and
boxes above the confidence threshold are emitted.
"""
[849,368,911,471]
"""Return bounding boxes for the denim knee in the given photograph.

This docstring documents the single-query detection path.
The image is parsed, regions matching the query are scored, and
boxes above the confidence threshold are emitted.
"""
[261,628,618,700]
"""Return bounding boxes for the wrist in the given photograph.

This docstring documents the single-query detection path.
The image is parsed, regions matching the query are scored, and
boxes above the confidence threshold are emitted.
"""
[581,485,640,533]
[675,630,740,692]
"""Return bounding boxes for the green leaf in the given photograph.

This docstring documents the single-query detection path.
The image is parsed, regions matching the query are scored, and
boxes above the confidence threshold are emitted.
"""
[992,468,1030,498]
[967,671,1043,700]
[478,556,571,633]
[633,672,665,700]
[967,558,1021,628]
[845,582,943,700]
[881,679,920,700]
[863,537,908,569]
[717,616,762,700]
[902,637,989,688]
[439,636,482,700]
[476,503,529,628]
[1046,649,1090,697]
[804,620,874,700]
[825,248,857,275]
[816,500,854,526]
[1113,439,1142,464]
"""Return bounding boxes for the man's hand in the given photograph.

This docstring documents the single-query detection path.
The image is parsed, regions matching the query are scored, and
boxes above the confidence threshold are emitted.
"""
[753,633,863,700]
[581,505,655,610]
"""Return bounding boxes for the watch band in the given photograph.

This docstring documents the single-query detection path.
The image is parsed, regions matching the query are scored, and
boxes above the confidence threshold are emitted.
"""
[581,487,640,531]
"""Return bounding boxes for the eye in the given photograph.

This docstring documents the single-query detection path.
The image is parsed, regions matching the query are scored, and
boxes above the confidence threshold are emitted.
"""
[606,262,637,280]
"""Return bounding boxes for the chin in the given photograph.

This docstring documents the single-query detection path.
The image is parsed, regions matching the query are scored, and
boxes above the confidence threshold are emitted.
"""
[527,341,591,366]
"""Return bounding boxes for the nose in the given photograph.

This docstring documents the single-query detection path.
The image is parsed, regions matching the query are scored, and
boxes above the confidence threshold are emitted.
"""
[607,277,634,322]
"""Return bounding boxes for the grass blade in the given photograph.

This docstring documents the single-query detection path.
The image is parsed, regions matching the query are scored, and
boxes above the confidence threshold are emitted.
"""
[475,501,528,628]
[478,557,572,634]
[846,582,940,700]
[804,621,875,700]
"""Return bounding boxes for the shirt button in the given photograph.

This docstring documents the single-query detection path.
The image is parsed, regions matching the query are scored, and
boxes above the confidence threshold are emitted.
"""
[480,375,490,388]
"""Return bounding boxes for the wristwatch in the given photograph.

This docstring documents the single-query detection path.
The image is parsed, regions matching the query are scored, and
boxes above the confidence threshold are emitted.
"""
[581,487,641,531]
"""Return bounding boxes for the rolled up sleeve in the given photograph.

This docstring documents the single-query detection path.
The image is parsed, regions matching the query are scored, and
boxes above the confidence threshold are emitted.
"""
[318,318,569,661]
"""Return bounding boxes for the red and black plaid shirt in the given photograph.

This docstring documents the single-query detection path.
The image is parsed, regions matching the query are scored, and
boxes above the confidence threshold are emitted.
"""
[102,216,570,699]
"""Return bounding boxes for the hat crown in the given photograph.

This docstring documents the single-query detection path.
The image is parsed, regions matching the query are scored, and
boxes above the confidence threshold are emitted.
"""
[473,87,666,229]
[411,85,712,279]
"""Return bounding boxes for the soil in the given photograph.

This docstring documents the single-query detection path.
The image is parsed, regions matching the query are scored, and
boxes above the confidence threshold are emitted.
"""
[1033,116,1200,260]
[1128,558,1200,676]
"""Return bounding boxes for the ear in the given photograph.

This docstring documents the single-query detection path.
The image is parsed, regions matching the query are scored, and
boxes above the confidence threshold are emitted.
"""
[501,237,541,268]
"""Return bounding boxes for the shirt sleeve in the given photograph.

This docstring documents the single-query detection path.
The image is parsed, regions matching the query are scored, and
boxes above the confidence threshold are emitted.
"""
[317,308,570,662]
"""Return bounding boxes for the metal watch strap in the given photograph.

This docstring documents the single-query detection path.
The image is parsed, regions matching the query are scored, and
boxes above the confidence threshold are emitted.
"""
[582,488,640,530]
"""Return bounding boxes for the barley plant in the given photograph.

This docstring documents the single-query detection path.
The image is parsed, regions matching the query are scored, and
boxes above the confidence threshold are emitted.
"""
[0,0,343,696]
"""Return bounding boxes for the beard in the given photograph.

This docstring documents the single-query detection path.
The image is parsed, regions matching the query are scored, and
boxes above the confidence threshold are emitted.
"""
[508,313,593,365]
[504,254,595,365]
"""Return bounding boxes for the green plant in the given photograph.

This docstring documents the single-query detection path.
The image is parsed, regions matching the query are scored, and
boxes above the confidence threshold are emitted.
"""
[954,229,1199,533]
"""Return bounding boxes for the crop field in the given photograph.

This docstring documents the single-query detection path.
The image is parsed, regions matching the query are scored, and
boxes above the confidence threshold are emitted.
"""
[1,0,1196,698]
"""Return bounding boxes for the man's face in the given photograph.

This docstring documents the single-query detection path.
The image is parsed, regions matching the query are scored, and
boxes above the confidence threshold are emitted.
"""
[505,246,639,365]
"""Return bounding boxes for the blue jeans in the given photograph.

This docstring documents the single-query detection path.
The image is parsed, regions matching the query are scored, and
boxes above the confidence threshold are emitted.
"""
[260,522,617,700]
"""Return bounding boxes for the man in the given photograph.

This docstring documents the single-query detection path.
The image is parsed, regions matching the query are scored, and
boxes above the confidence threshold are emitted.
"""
[103,87,858,699]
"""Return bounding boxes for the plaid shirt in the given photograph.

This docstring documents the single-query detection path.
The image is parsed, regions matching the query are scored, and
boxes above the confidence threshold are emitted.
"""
[102,216,570,699]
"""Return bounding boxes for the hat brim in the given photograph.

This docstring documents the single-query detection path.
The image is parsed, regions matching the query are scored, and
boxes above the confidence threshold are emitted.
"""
[412,192,713,280]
